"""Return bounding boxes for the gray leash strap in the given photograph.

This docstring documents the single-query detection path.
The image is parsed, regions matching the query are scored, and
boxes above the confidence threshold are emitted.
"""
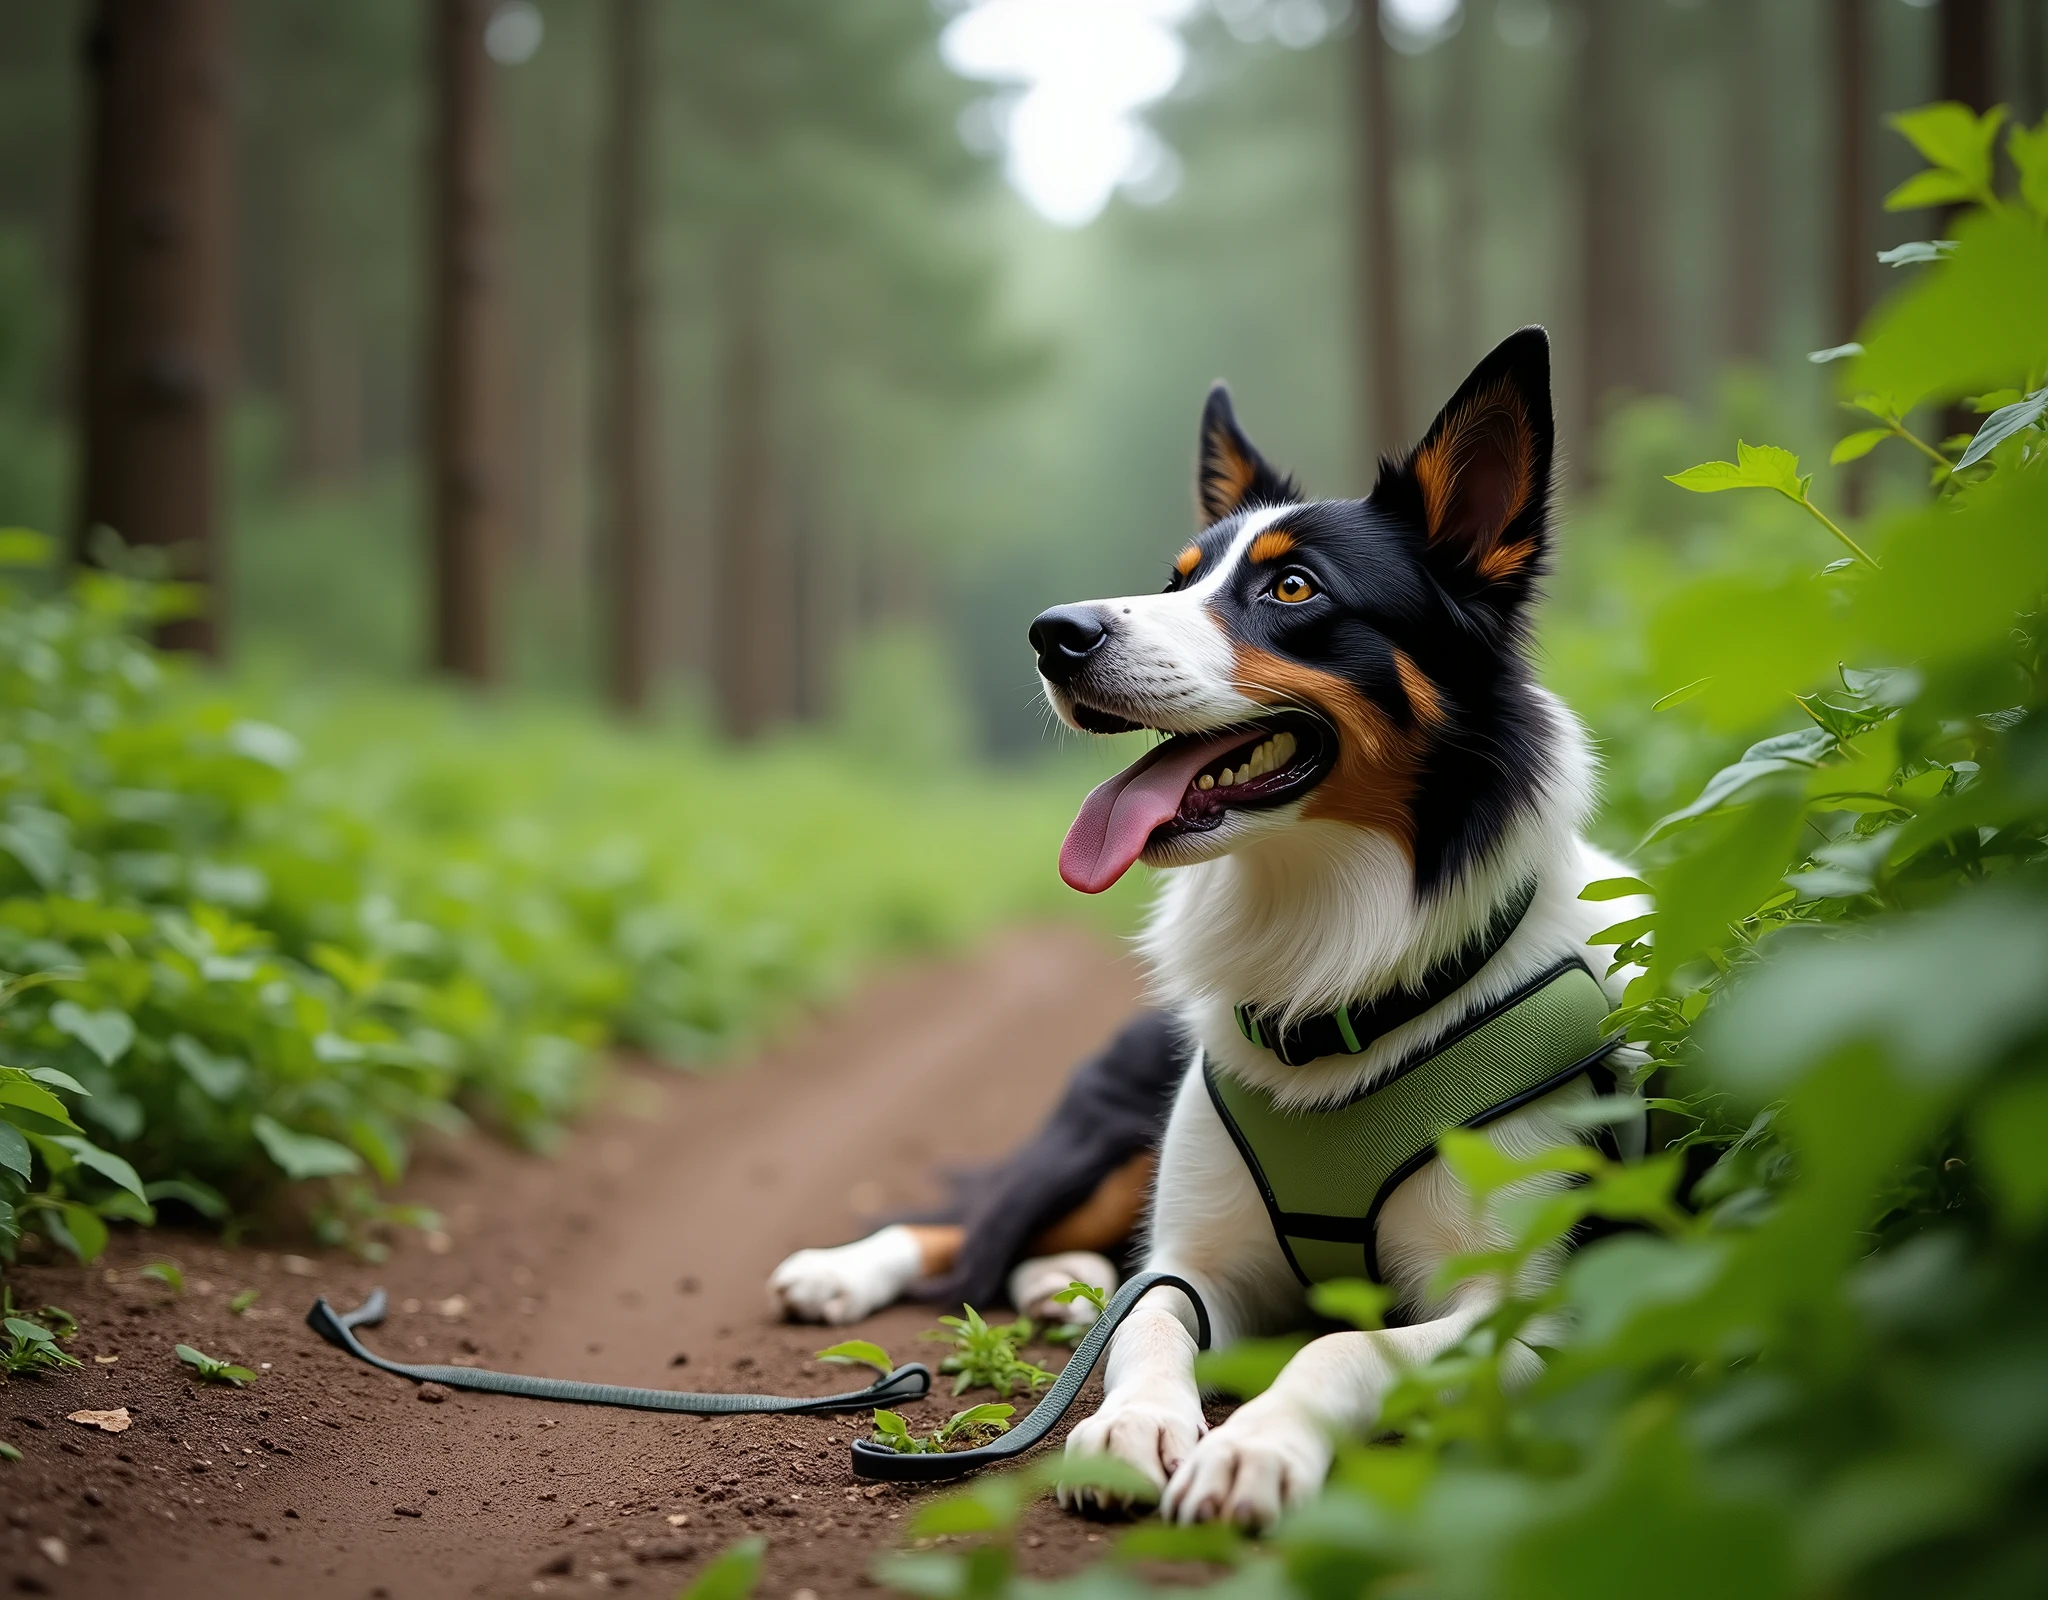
[308,1270,1208,1481]
[306,1287,932,1415]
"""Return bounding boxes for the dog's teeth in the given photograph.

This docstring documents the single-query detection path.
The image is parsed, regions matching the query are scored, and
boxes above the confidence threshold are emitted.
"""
[1277,732,1295,763]
[1218,768,1235,788]
[1198,774,1215,791]
[1236,764,1253,785]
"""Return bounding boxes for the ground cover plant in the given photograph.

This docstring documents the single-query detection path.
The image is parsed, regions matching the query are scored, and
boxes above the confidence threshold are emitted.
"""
[923,1304,1058,1398]
[0,534,1113,1268]
[879,103,2048,1600]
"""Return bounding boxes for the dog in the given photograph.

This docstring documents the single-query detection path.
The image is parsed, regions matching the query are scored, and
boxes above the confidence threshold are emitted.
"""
[1031,326,1647,1526]
[772,326,1646,1527]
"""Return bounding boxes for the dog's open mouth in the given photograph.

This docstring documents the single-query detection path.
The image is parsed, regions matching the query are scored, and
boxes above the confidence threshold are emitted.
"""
[1058,712,1333,893]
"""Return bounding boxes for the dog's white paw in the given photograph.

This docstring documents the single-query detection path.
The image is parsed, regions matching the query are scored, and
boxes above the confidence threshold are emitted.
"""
[1057,1382,1206,1514]
[1008,1251,1119,1326]
[766,1226,921,1325]
[1160,1399,1331,1529]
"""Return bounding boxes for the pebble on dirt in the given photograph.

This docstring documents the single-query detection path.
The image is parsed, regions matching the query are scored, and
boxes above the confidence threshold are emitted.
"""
[416,1381,452,1403]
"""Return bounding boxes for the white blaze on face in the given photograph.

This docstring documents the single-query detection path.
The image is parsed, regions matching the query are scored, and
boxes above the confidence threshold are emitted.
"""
[1042,506,1293,734]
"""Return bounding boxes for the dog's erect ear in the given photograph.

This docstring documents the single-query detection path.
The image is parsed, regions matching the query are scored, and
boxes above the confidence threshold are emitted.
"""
[1377,327,1554,602]
[1196,383,1299,528]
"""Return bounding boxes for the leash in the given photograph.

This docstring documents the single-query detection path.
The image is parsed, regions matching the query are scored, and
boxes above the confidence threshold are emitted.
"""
[306,1270,1209,1482]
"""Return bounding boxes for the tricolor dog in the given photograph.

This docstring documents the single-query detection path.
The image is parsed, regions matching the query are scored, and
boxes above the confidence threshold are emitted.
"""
[776,327,1648,1526]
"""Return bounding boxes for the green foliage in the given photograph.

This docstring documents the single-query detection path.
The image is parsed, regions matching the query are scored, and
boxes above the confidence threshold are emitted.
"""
[868,1402,1015,1455]
[878,102,2048,1600]
[815,1339,894,1374]
[0,539,1098,1263]
[1048,1280,1107,1316]
[175,1342,256,1387]
[920,1305,1055,1398]
[228,1287,258,1315]
[138,1261,183,1296]
[2,1313,78,1377]
[676,1537,766,1600]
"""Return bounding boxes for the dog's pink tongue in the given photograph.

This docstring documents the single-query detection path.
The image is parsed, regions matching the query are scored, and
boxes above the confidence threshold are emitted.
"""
[1060,732,1248,894]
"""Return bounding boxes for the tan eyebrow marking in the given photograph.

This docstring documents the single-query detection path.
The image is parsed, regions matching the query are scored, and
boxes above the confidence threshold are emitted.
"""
[1393,649,1444,726]
[1247,529,1296,564]
[1174,544,1203,576]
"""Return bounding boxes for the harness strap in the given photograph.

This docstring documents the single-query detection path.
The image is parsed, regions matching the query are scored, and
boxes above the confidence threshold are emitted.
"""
[1235,877,1539,1067]
[1209,957,1619,1286]
[307,1269,1210,1483]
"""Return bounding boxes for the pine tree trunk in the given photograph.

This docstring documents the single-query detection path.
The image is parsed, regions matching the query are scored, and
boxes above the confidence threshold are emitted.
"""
[1578,0,1654,450]
[427,0,504,685]
[1723,0,1772,363]
[1830,0,1870,346]
[1353,2,1405,462]
[713,240,788,741]
[1938,0,1996,116]
[76,0,234,658]
[1448,15,1482,376]
[597,0,653,713]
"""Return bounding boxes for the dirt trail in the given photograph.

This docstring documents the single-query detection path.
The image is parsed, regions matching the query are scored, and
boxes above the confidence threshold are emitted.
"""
[1,925,1150,1599]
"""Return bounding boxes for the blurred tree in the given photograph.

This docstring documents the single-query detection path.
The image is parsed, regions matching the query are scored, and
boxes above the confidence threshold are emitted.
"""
[1830,0,1871,348]
[1576,0,1661,455]
[712,236,785,740]
[427,0,504,684]
[1937,0,1995,115]
[76,0,234,657]
[1353,0,1406,456]
[596,0,654,714]
[1723,0,1772,363]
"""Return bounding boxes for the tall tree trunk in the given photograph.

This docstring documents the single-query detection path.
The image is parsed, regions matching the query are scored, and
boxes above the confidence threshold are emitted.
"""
[1578,0,1653,453]
[76,0,233,658]
[1723,0,1772,363]
[713,240,788,741]
[1830,0,1870,347]
[1938,0,1996,115]
[427,0,504,685]
[1353,1,1405,462]
[597,0,653,713]
[1448,12,1482,373]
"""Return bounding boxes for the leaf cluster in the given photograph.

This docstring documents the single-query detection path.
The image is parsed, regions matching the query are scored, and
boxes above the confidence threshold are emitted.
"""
[868,1402,1015,1456]
[920,1305,1056,1398]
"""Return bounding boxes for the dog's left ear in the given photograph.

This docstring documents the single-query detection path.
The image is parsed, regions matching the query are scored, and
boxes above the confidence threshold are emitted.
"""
[1377,327,1554,606]
[1197,383,1300,528]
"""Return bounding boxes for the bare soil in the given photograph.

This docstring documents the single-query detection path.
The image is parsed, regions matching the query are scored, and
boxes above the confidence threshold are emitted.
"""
[0,925,1168,1599]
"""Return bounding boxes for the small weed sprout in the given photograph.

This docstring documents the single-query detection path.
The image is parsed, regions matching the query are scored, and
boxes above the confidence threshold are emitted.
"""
[920,1306,1055,1397]
[139,1261,185,1297]
[36,1305,78,1340]
[228,1289,260,1315]
[3,1317,81,1378]
[176,1343,256,1386]
[814,1339,893,1374]
[869,1402,1016,1454]
[0,1441,20,1462]
[1051,1281,1108,1317]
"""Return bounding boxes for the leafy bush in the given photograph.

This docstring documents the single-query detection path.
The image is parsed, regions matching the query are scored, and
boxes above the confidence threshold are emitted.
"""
[0,536,1109,1260]
[884,103,2048,1600]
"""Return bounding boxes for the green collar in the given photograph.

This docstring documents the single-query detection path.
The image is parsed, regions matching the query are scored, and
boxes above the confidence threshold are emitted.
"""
[1233,878,1539,1068]
[1206,956,1619,1286]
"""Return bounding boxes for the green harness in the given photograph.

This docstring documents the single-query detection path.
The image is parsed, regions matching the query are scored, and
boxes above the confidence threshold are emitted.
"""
[1205,956,1620,1286]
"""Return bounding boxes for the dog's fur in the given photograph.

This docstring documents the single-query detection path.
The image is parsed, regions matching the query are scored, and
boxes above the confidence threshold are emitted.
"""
[773,329,1648,1526]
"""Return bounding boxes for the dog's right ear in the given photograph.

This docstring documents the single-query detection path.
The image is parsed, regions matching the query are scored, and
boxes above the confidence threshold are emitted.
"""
[1196,383,1299,528]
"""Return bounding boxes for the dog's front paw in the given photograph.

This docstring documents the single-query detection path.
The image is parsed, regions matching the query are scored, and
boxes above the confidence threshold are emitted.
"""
[766,1227,920,1325]
[1057,1383,1206,1515]
[1161,1399,1331,1530]
[1008,1251,1119,1326]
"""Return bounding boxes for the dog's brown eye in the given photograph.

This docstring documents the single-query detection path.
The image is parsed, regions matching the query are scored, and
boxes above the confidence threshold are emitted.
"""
[1273,571,1317,604]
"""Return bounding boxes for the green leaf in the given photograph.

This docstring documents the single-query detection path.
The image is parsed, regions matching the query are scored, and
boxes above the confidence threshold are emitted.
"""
[1874,240,1957,268]
[1954,387,2048,470]
[50,1135,147,1200]
[1650,677,1712,713]
[23,1066,88,1095]
[0,1442,21,1462]
[1195,1334,1309,1399]
[47,1201,109,1263]
[176,1343,256,1386]
[251,1114,363,1180]
[1308,1277,1392,1331]
[1807,342,1864,364]
[1651,783,1809,987]
[229,1289,260,1314]
[1829,429,1890,465]
[0,1120,30,1182]
[1666,441,1805,498]
[814,1339,893,1374]
[1579,876,1652,903]
[1114,1520,1246,1566]
[144,1178,229,1220]
[5,1316,55,1346]
[48,1002,135,1067]
[1885,102,2004,207]
[1051,1452,1165,1506]
[1645,758,1804,843]
[1587,913,1656,947]
[140,1261,186,1296]
[1883,167,1979,212]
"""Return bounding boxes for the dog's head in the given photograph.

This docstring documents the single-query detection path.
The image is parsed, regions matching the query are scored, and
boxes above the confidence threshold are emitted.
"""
[1036,327,1558,898]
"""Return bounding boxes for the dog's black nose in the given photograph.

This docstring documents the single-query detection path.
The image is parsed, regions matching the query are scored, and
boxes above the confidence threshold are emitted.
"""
[1029,605,1110,684]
